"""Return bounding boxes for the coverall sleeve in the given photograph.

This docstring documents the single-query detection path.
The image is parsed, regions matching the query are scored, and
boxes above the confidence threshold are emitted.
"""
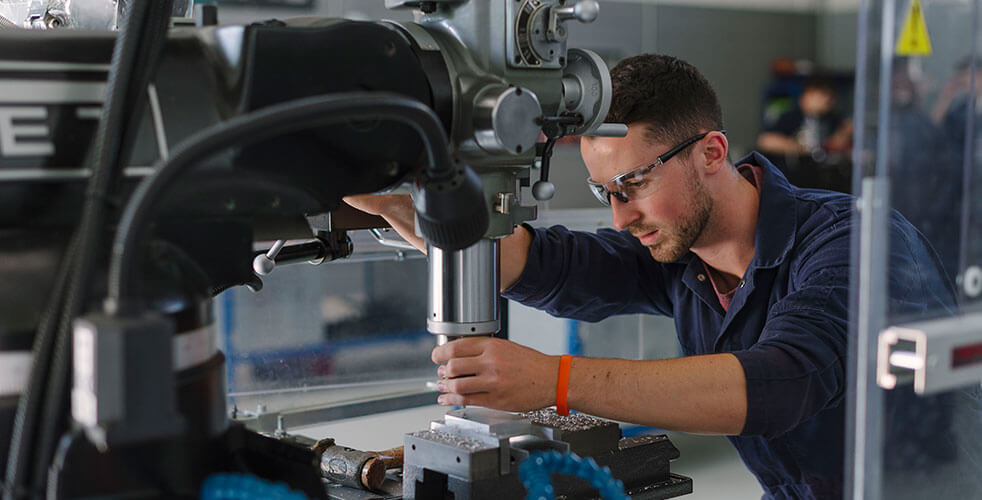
[502,225,675,321]
[732,211,954,439]
[732,220,851,439]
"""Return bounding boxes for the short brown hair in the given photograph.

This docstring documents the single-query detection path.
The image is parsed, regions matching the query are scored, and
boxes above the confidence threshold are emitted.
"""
[607,54,724,152]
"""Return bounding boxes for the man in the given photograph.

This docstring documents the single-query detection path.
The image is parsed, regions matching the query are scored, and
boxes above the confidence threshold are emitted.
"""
[346,54,952,499]
[757,78,853,162]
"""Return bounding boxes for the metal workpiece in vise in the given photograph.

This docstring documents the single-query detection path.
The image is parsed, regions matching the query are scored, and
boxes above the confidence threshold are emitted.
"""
[402,407,692,499]
[384,0,616,340]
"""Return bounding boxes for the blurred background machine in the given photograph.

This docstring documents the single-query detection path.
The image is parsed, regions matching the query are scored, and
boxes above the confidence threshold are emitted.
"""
[0,0,688,498]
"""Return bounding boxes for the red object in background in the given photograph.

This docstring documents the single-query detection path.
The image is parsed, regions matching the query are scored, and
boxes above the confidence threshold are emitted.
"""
[952,341,982,368]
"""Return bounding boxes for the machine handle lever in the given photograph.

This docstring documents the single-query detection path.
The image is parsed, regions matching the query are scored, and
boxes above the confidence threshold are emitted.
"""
[532,137,557,201]
[253,240,285,275]
[252,232,353,276]
[532,115,580,201]
[584,123,628,137]
[553,0,599,23]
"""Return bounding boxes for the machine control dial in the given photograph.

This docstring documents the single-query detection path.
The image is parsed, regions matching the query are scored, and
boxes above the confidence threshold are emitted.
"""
[472,85,542,155]
[561,48,611,135]
[512,0,599,68]
[515,0,550,66]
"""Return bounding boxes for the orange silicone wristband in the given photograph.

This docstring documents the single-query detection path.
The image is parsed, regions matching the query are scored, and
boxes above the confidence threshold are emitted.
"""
[556,354,573,416]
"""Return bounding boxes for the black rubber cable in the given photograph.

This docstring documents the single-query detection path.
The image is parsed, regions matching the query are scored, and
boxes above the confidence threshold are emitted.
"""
[37,0,177,489]
[3,1,172,498]
[1,238,74,500]
[33,0,177,485]
[107,93,452,311]
[37,0,177,486]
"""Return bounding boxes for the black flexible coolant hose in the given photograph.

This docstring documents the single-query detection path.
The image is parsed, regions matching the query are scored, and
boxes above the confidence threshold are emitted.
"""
[107,93,452,311]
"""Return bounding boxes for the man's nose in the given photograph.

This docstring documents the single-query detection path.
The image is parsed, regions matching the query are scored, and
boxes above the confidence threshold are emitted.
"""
[610,197,640,230]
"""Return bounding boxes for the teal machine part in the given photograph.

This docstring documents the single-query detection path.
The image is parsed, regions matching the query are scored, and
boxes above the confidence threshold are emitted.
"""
[201,473,308,500]
[519,450,628,500]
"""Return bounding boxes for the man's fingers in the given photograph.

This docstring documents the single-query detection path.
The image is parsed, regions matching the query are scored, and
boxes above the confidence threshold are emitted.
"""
[437,392,490,407]
[341,195,383,215]
[439,374,490,395]
[431,337,490,364]
[342,193,410,216]
[440,358,482,379]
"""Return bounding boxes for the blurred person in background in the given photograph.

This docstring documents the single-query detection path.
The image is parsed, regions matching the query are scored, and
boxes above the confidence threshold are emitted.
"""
[757,78,853,165]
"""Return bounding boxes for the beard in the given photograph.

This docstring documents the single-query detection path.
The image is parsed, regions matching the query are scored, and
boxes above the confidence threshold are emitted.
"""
[629,171,714,263]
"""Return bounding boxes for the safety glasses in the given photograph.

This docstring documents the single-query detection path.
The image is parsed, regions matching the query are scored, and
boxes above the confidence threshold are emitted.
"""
[586,130,724,206]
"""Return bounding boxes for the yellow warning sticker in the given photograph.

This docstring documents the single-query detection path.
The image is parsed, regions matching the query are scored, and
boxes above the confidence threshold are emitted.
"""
[896,0,933,56]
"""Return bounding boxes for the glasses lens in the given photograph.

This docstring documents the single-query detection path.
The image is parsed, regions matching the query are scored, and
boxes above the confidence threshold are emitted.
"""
[584,132,720,208]
[607,163,658,204]
[616,170,650,199]
[588,182,611,206]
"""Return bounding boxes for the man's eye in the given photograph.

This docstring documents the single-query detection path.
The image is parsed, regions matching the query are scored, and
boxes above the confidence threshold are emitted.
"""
[624,180,647,190]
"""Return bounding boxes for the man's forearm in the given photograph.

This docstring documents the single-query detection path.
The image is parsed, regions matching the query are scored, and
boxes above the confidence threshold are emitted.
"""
[499,224,532,291]
[566,353,748,435]
[344,194,533,289]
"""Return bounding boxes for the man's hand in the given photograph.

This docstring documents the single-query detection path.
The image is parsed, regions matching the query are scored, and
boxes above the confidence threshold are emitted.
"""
[435,340,747,434]
[344,194,533,290]
[431,337,559,411]
[342,194,425,252]
[342,193,410,218]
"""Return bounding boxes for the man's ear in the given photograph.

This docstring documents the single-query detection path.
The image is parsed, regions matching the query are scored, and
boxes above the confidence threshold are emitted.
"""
[701,131,728,174]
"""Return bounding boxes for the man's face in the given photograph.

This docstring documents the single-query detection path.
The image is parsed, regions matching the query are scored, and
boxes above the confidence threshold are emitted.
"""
[799,88,835,117]
[581,126,713,263]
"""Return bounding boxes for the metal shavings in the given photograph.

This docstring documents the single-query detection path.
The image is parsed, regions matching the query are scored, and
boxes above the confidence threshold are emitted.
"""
[410,430,493,451]
[521,408,615,432]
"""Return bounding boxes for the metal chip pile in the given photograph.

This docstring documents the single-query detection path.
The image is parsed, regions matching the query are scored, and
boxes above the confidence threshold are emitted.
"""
[521,408,613,432]
[410,430,493,451]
